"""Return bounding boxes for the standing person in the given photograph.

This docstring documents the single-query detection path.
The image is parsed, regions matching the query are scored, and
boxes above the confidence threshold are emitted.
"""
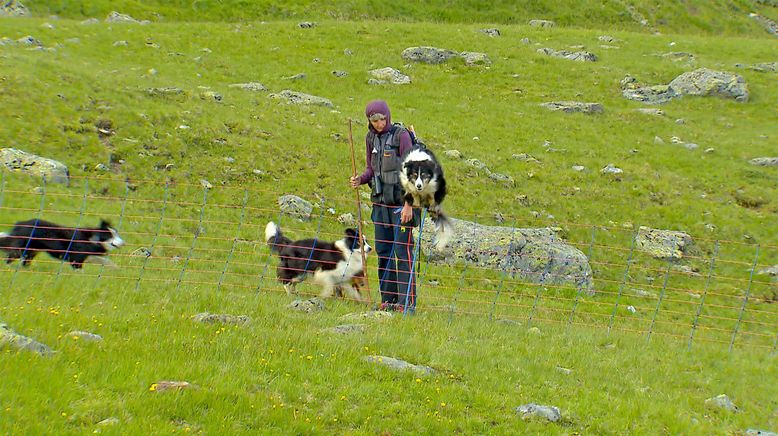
[349,100,420,313]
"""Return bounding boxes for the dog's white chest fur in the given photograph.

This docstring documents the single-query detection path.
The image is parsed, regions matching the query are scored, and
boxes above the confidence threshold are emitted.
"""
[312,240,365,286]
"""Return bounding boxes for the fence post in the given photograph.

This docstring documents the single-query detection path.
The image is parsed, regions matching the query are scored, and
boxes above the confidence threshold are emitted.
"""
[449,219,477,325]
[729,244,760,352]
[569,225,596,327]
[402,208,427,316]
[257,210,284,294]
[608,227,639,336]
[688,240,719,350]
[6,176,48,290]
[53,178,89,282]
[646,259,672,343]
[528,246,554,328]
[218,189,248,292]
[489,218,517,321]
[94,178,130,287]
[0,169,5,207]
[176,186,209,292]
[135,179,169,292]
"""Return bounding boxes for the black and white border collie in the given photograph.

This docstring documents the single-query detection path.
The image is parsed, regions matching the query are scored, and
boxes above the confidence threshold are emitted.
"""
[265,222,372,302]
[399,147,452,249]
[0,219,125,269]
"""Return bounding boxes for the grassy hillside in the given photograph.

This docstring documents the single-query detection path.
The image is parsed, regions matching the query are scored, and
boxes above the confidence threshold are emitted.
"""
[1,10,777,435]
[15,0,778,36]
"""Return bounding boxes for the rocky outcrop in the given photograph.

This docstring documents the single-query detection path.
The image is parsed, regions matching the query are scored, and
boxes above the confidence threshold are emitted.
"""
[418,218,594,294]
[668,68,749,102]
[0,0,28,16]
[0,322,54,355]
[368,67,411,85]
[537,48,597,62]
[105,11,149,24]
[750,157,778,166]
[635,226,695,260]
[528,20,555,28]
[540,101,604,114]
[401,46,491,66]
[622,69,748,104]
[268,90,334,108]
[401,46,459,64]
[192,312,250,325]
[0,148,70,184]
[277,195,313,221]
[749,13,778,37]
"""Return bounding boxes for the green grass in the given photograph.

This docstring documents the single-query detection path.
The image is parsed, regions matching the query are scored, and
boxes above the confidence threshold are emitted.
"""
[1,9,777,434]
[19,0,778,36]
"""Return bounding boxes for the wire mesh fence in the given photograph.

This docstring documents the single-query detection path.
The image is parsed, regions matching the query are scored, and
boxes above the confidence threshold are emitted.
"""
[1,172,776,353]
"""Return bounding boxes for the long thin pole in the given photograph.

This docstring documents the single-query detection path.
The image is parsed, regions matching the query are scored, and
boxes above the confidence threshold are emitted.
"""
[348,118,371,301]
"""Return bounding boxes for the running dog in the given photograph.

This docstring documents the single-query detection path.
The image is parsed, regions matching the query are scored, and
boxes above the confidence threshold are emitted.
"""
[0,218,125,269]
[265,222,371,301]
[399,146,452,249]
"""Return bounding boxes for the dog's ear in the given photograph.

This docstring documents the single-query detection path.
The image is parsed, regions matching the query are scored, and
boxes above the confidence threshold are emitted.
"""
[344,228,359,248]
[100,220,112,229]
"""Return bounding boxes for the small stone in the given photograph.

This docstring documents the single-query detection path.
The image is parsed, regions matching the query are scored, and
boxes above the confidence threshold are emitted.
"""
[516,403,561,422]
[96,417,119,427]
[67,331,103,342]
[150,381,194,392]
[705,394,739,412]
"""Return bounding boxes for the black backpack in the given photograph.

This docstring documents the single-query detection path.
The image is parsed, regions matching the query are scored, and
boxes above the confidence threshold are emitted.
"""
[395,123,426,151]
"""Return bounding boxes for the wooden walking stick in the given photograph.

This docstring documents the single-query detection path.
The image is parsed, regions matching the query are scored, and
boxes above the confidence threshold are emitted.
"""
[348,118,371,303]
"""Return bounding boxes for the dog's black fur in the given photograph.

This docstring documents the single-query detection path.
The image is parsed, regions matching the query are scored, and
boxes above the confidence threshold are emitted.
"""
[399,147,452,249]
[265,222,371,301]
[0,219,125,269]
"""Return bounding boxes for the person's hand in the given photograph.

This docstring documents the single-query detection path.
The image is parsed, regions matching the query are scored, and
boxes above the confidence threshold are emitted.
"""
[349,176,360,189]
[400,203,413,223]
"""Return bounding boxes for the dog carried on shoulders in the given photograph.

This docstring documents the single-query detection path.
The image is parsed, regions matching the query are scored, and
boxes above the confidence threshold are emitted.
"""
[399,139,452,250]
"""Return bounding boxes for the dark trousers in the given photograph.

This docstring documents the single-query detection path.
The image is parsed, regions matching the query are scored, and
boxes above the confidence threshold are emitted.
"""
[372,205,418,312]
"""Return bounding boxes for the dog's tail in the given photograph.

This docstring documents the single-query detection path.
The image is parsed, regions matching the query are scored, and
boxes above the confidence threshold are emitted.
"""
[429,209,453,250]
[0,232,9,250]
[265,222,291,254]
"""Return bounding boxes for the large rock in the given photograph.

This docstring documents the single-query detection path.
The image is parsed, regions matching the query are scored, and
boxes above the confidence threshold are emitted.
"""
[460,51,492,66]
[368,67,411,85]
[401,46,459,64]
[537,48,597,62]
[0,148,70,184]
[277,194,313,220]
[0,0,28,16]
[749,13,778,37]
[528,20,555,28]
[540,101,604,114]
[364,355,435,375]
[750,157,778,166]
[623,69,749,104]
[668,68,749,102]
[635,226,695,260]
[419,218,594,294]
[269,90,334,108]
[0,323,54,355]
[105,11,148,24]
